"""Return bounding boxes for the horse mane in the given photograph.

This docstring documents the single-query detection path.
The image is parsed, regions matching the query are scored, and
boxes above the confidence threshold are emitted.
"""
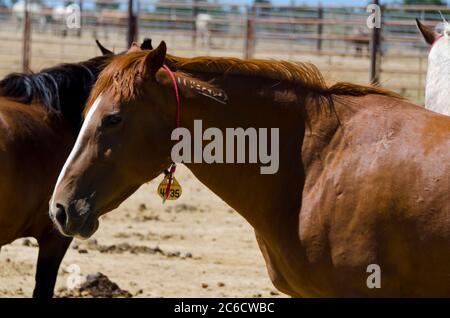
[165,55,401,99]
[0,55,111,127]
[86,51,401,112]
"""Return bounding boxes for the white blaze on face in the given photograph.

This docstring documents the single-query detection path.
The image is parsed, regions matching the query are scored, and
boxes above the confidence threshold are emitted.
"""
[50,95,103,208]
[426,25,450,116]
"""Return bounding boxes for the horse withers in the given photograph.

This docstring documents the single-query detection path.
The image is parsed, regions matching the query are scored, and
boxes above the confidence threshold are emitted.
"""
[50,42,450,297]
[0,41,116,298]
[416,18,450,116]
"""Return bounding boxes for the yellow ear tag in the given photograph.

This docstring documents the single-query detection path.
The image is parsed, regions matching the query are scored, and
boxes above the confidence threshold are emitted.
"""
[157,174,182,202]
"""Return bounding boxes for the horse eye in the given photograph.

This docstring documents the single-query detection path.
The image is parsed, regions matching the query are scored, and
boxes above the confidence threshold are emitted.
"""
[103,114,122,127]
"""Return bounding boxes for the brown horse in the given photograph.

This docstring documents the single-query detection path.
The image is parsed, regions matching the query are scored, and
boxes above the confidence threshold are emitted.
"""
[50,42,450,297]
[0,41,116,298]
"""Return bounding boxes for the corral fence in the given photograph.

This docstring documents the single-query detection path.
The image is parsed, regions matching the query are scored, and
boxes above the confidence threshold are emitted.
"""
[0,0,448,104]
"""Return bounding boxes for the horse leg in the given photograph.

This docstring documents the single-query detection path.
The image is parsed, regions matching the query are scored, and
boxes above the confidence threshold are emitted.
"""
[33,230,72,298]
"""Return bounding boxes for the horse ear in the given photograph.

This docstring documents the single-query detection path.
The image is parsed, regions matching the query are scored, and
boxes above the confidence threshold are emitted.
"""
[140,38,153,50]
[416,19,437,45]
[95,40,113,56]
[127,42,141,53]
[142,41,167,79]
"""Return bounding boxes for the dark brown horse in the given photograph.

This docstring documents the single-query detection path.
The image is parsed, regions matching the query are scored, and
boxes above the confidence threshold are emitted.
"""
[50,42,450,297]
[0,41,116,298]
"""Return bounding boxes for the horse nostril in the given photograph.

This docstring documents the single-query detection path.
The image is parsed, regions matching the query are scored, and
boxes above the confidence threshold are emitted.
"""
[54,203,68,228]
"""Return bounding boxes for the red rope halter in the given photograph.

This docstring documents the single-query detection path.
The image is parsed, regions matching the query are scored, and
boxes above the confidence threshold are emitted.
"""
[162,65,181,203]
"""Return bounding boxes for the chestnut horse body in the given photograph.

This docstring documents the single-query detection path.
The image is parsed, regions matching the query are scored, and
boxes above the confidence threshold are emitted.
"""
[0,48,113,298]
[50,43,450,297]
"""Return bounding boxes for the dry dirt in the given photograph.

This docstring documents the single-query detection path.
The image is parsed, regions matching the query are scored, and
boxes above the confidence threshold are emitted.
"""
[0,165,286,298]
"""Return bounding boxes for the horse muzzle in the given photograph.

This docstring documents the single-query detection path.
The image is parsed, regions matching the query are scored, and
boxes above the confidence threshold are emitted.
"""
[49,199,99,239]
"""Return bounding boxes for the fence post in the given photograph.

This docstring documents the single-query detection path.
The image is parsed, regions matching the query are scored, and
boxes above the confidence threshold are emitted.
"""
[245,5,256,59]
[77,0,83,37]
[369,0,381,86]
[127,0,138,47]
[192,0,199,46]
[22,0,31,73]
[317,5,323,52]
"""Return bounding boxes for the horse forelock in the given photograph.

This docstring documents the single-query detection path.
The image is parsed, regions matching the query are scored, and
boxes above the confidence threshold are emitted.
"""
[85,51,149,117]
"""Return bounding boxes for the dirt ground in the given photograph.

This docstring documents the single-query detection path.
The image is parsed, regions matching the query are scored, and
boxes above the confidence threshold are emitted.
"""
[0,165,286,298]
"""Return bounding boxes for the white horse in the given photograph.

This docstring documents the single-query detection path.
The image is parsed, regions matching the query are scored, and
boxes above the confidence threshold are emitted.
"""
[52,4,82,36]
[52,5,69,23]
[416,18,450,116]
[196,13,212,47]
[12,0,47,31]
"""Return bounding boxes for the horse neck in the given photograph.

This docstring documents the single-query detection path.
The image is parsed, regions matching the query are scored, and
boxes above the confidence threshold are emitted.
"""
[160,70,338,231]
[426,40,450,116]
